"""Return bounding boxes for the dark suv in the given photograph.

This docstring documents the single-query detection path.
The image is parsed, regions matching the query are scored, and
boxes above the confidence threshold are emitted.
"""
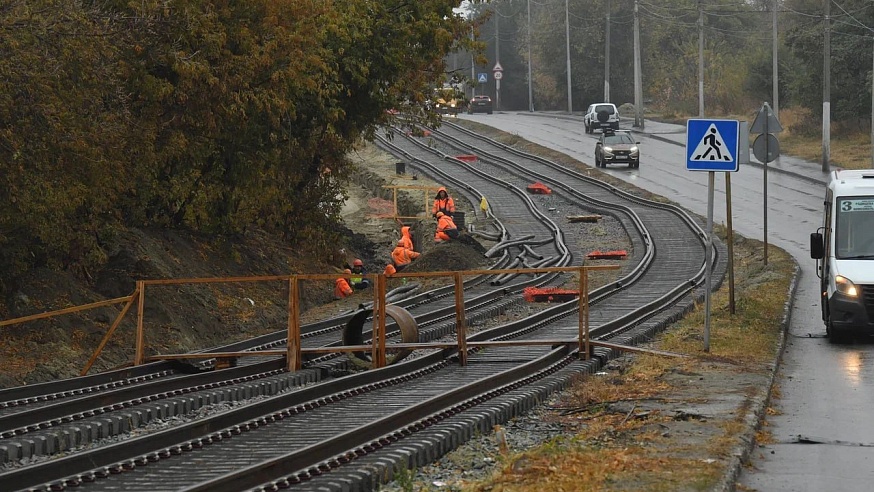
[468,95,493,114]
[594,130,639,168]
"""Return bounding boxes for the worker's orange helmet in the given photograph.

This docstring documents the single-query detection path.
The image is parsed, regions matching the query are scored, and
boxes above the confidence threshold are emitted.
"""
[397,240,405,246]
[344,269,352,274]
[436,212,444,218]
[353,259,363,267]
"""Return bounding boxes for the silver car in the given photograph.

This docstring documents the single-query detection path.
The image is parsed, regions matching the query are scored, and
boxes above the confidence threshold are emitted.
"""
[594,130,640,168]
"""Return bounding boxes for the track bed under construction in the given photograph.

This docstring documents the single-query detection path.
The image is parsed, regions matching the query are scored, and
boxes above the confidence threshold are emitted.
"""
[0,121,725,492]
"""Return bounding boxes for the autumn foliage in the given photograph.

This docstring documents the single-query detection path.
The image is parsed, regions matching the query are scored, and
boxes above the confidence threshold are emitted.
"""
[0,0,481,292]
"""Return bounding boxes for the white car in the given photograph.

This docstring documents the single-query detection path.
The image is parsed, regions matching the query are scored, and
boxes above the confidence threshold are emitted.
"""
[584,103,620,134]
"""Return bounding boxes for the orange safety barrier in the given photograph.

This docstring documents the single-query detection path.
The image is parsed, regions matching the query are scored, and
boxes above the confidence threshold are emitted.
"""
[586,250,628,259]
[522,287,579,303]
[526,182,552,194]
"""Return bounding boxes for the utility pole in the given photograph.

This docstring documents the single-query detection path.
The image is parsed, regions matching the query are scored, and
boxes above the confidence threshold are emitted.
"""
[528,0,534,112]
[495,11,500,109]
[605,0,611,102]
[633,0,643,129]
[871,39,873,168]
[772,0,779,117]
[698,0,704,117]
[822,0,830,172]
[566,0,573,113]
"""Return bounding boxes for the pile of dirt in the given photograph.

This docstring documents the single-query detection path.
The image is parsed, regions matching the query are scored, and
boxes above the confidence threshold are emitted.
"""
[405,234,488,273]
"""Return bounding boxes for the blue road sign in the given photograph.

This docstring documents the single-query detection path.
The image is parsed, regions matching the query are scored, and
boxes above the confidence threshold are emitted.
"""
[477,73,488,84]
[686,119,740,172]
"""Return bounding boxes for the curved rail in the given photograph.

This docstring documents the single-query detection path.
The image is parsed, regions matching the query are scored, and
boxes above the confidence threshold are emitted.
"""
[0,121,723,492]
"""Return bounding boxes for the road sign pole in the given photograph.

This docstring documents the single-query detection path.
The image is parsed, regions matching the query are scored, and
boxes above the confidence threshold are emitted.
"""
[725,172,735,315]
[705,171,714,352]
[763,112,769,265]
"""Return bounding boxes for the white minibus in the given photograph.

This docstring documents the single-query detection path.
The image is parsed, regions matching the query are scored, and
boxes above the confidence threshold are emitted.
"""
[811,170,874,341]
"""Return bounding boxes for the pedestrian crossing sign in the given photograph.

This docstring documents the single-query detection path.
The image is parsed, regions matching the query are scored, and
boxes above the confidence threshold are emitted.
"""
[686,119,739,172]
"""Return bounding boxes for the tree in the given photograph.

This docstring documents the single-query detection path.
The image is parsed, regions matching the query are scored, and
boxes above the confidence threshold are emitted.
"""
[0,0,483,292]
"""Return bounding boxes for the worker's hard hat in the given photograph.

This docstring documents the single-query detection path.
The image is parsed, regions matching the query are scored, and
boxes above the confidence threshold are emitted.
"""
[344,269,352,274]
[436,212,444,218]
[353,259,363,267]
[398,240,405,246]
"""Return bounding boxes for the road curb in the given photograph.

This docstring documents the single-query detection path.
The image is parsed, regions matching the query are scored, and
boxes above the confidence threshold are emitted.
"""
[714,260,800,492]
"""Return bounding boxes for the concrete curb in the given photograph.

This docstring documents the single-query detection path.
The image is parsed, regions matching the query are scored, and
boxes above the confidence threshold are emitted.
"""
[714,260,801,491]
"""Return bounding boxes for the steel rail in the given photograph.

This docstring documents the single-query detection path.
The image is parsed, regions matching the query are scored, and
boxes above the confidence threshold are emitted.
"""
[0,122,718,492]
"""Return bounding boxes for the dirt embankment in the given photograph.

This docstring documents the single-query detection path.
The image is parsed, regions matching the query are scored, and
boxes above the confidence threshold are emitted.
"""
[0,143,492,389]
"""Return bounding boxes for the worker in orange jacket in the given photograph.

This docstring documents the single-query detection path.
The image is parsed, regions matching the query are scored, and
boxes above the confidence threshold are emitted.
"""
[400,225,414,251]
[434,212,459,242]
[432,187,456,218]
[334,269,354,299]
[391,240,421,271]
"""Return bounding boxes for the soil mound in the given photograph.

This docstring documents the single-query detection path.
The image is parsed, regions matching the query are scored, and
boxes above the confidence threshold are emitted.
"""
[405,234,487,273]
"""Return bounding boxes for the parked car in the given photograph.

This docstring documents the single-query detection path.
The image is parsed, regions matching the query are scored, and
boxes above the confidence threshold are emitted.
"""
[468,95,493,114]
[584,103,620,133]
[594,129,639,168]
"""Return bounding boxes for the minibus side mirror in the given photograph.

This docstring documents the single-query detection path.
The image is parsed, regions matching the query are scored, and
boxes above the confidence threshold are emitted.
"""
[810,232,824,259]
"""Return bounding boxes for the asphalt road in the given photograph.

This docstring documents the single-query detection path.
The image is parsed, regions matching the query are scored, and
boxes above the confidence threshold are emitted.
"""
[459,111,874,492]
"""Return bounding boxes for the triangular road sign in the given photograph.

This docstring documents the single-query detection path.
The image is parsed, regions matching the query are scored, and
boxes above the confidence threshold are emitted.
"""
[750,102,783,133]
[492,62,503,72]
[691,124,734,162]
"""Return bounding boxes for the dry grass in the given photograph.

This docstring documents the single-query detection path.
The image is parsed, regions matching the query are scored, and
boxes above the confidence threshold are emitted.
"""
[462,231,795,492]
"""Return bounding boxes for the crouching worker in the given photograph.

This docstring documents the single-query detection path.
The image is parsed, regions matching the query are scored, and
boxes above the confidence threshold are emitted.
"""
[349,258,370,289]
[434,212,459,242]
[334,269,354,300]
[392,239,421,272]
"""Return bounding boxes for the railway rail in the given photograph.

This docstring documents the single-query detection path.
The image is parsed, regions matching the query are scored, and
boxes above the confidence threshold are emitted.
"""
[0,121,725,491]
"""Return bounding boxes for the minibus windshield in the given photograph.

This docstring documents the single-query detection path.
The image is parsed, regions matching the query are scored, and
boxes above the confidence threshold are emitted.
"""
[836,197,874,259]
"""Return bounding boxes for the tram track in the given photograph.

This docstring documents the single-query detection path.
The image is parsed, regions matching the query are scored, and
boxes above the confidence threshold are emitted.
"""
[0,122,724,491]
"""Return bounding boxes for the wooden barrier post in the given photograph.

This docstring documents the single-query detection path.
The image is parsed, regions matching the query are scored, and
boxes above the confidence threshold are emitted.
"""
[580,267,590,360]
[287,276,301,371]
[134,281,146,366]
[370,273,380,366]
[454,272,468,366]
[81,293,138,376]
[423,190,429,218]
[376,274,387,368]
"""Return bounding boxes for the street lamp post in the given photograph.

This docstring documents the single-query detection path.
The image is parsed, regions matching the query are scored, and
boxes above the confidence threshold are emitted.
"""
[528,0,534,112]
